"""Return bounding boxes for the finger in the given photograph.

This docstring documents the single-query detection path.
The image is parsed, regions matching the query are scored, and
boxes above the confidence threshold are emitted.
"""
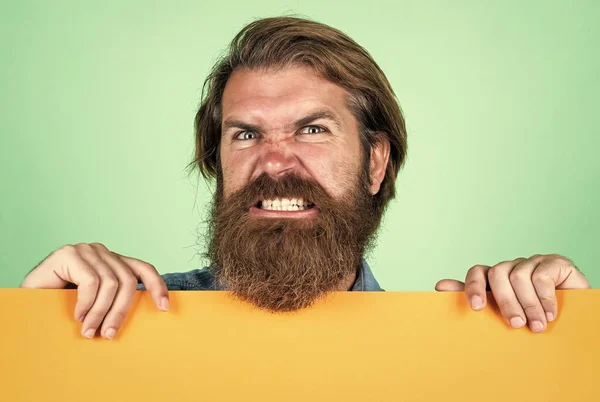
[488,260,527,329]
[90,245,138,340]
[23,245,102,319]
[509,256,548,332]
[550,255,591,290]
[53,246,102,323]
[530,254,587,322]
[530,260,559,323]
[116,254,169,311]
[20,248,71,289]
[435,279,465,292]
[464,265,491,311]
[77,244,120,338]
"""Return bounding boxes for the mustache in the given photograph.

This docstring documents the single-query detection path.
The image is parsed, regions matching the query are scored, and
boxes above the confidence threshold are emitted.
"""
[224,172,338,211]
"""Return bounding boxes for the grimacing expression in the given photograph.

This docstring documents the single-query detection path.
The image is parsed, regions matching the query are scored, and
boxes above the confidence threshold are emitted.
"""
[205,66,391,311]
[219,66,389,203]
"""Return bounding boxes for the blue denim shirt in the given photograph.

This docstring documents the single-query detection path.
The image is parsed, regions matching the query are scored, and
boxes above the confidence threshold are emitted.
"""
[138,259,383,292]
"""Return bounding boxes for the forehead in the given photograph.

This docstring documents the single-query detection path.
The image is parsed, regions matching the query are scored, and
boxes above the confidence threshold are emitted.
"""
[221,66,353,124]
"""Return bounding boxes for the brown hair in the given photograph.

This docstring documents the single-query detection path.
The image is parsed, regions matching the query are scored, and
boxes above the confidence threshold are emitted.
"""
[193,16,407,216]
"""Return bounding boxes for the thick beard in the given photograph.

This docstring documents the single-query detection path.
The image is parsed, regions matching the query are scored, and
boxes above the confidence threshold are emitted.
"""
[206,168,379,312]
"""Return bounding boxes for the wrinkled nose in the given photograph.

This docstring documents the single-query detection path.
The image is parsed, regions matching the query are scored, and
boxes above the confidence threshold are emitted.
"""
[258,145,297,178]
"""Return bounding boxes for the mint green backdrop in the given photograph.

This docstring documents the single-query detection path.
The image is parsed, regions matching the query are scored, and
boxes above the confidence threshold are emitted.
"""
[1,1,598,289]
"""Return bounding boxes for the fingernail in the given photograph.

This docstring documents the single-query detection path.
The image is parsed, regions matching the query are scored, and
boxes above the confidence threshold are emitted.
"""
[160,297,170,311]
[531,320,545,332]
[546,312,554,322]
[105,328,116,340]
[510,317,525,328]
[83,328,96,339]
[470,295,484,310]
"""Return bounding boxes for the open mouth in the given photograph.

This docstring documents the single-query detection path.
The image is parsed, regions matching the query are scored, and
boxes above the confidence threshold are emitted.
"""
[255,197,316,211]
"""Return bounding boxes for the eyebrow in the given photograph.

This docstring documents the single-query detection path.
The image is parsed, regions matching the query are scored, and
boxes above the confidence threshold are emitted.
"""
[222,109,344,134]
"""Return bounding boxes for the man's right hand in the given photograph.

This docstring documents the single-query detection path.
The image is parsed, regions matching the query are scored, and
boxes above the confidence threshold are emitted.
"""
[21,243,169,340]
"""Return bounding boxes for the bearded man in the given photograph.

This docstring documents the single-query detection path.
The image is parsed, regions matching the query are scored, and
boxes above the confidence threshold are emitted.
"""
[21,17,591,340]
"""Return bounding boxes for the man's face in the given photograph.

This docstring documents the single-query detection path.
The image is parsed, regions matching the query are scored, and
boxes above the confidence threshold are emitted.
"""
[206,66,387,311]
[220,66,368,202]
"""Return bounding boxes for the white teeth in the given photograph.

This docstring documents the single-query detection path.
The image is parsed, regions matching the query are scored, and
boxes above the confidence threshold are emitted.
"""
[260,197,310,211]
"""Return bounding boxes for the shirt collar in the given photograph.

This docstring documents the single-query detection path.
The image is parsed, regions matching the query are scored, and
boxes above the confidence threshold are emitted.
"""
[350,258,383,292]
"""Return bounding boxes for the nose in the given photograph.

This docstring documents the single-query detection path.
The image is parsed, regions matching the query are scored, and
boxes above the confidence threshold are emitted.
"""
[258,143,297,178]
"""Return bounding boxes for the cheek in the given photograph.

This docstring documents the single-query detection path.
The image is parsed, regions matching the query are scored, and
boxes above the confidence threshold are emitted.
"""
[298,144,360,198]
[220,150,250,198]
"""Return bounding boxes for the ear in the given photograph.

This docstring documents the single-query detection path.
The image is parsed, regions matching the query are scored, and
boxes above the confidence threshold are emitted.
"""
[368,133,391,195]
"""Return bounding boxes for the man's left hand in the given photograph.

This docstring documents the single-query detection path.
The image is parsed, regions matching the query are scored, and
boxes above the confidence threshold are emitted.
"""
[435,254,591,332]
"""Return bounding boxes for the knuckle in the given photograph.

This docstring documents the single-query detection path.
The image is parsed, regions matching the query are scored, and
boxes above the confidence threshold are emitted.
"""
[465,279,483,288]
[102,277,119,292]
[85,309,109,323]
[60,243,76,252]
[120,274,138,289]
[496,298,515,312]
[74,243,94,254]
[107,310,128,325]
[75,297,94,311]
[509,269,529,283]
[532,270,552,282]
[83,273,100,288]
[521,303,541,314]
[139,261,158,273]
[58,244,78,258]
[490,260,514,271]
[487,266,503,281]
[468,264,483,272]
[89,242,108,252]
[538,295,556,304]
[467,265,487,276]
[555,255,573,266]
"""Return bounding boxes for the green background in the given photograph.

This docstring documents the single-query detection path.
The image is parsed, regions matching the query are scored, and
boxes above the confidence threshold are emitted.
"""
[1,0,598,289]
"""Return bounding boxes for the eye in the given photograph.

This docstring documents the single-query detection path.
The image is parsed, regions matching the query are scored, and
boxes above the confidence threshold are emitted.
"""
[235,131,258,140]
[299,125,326,135]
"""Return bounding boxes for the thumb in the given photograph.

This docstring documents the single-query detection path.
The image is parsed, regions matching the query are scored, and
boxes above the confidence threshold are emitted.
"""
[435,279,465,292]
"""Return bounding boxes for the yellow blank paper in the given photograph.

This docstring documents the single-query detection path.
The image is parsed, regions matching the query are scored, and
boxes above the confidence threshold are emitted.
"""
[1,289,599,401]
